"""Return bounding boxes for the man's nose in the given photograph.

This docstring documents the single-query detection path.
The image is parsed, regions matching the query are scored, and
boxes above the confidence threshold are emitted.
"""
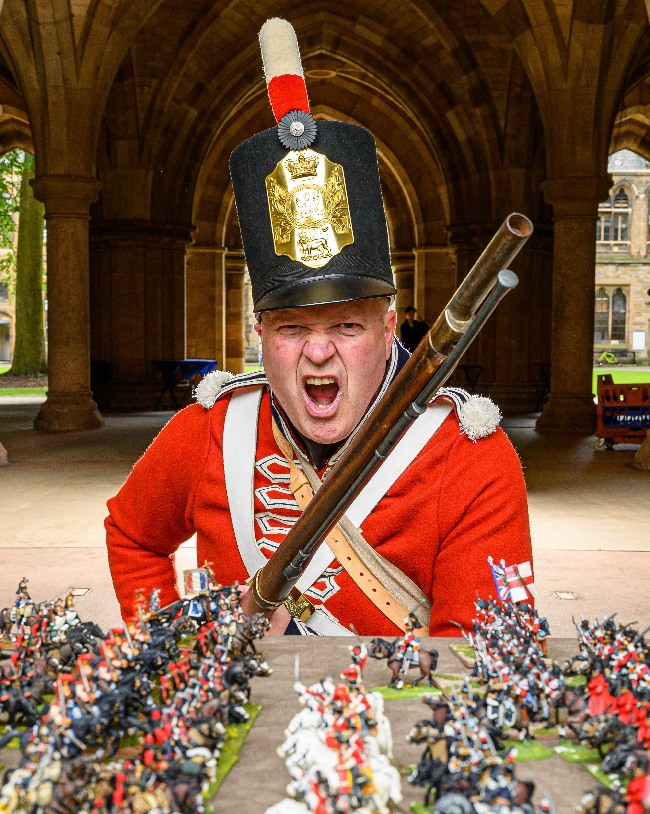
[303,335,336,364]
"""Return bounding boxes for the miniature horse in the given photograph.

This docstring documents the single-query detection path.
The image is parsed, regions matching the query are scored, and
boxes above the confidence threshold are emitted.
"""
[550,684,589,740]
[368,637,438,688]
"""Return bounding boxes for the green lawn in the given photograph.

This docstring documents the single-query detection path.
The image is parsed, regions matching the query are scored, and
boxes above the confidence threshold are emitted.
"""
[0,388,47,395]
[593,368,650,397]
[0,363,47,395]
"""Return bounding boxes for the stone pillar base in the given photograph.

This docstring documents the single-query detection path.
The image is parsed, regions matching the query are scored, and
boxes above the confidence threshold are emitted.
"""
[535,393,596,435]
[633,431,650,471]
[34,391,103,432]
[0,442,7,465]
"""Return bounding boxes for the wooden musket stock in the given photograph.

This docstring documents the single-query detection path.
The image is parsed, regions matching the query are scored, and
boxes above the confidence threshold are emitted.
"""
[247,213,533,614]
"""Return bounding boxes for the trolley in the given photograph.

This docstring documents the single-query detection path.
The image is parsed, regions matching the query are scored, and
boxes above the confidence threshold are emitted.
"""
[595,373,650,449]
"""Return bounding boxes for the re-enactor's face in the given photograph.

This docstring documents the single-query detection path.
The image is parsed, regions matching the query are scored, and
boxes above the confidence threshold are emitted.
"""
[255,299,396,445]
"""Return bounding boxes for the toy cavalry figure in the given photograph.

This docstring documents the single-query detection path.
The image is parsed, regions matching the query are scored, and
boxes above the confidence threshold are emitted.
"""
[267,643,400,814]
[1,580,86,649]
[368,609,439,690]
[0,572,271,814]
[405,685,544,814]
[560,614,650,764]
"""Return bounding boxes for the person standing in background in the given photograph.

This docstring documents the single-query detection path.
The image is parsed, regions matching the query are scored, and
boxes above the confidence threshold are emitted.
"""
[399,306,429,353]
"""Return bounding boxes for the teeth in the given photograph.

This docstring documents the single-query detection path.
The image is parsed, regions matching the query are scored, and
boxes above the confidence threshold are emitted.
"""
[305,377,336,386]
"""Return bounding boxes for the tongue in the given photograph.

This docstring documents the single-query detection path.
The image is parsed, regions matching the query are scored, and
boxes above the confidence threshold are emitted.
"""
[306,383,338,406]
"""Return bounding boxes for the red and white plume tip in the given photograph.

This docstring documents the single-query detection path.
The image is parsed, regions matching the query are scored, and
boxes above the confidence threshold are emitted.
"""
[259,18,317,150]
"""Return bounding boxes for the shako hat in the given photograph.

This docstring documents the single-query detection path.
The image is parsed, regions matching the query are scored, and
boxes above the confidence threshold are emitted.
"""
[230,18,396,312]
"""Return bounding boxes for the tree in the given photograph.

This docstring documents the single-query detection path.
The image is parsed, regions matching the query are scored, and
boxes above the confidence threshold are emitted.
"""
[0,150,47,376]
[0,150,22,290]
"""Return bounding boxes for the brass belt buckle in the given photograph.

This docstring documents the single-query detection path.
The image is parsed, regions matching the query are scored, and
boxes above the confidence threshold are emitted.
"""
[284,588,315,623]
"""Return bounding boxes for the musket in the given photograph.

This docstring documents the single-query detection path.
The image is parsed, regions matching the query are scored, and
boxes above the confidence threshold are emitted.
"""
[243,212,533,616]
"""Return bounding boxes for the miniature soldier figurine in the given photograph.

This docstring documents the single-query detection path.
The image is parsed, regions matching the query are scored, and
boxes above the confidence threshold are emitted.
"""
[64,593,81,628]
[10,577,31,628]
[149,588,161,614]
[340,643,368,693]
[395,612,421,688]
[14,578,29,608]
[49,598,68,641]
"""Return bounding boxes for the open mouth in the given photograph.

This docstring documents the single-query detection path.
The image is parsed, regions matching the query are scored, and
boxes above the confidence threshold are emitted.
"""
[304,376,340,410]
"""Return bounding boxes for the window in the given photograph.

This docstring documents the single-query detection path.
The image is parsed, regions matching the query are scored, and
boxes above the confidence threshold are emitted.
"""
[611,287,627,341]
[597,188,631,249]
[594,285,629,344]
[594,287,609,341]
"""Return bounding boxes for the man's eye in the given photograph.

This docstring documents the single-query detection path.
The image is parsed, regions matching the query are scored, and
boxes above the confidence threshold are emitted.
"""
[277,325,304,335]
[338,323,361,333]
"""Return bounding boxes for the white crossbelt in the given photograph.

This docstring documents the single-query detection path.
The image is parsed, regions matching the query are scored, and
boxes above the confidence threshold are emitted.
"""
[222,387,452,633]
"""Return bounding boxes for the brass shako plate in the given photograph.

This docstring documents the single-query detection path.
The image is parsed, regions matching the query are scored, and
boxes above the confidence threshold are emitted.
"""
[265,149,354,268]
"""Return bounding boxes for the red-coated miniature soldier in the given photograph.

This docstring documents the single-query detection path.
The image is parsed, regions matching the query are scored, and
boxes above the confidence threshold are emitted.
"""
[395,612,421,687]
[587,673,617,717]
[616,686,639,726]
[624,755,650,814]
[304,775,330,814]
[340,643,368,693]
[325,716,375,810]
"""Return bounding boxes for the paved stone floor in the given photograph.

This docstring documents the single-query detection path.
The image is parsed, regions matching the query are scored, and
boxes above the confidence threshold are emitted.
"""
[0,397,649,636]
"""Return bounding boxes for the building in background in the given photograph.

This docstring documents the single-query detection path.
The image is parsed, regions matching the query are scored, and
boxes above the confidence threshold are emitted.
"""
[596,150,650,364]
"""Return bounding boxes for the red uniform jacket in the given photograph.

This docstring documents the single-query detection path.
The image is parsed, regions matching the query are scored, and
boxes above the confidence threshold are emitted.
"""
[105,389,532,635]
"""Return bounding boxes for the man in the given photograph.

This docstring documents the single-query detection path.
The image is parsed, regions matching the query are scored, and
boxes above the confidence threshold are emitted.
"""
[399,306,430,353]
[105,18,532,636]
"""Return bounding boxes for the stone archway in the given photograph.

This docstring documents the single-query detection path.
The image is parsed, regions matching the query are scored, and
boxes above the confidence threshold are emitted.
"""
[0,0,645,423]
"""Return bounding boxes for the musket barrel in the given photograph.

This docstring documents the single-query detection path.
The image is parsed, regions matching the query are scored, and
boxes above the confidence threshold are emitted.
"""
[246,214,533,613]
[429,213,533,356]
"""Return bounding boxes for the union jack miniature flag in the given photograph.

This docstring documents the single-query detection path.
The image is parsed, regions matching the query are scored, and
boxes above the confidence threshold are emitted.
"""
[488,557,536,603]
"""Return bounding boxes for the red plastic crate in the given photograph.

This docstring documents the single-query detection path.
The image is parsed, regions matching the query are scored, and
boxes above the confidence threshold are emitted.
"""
[596,374,650,446]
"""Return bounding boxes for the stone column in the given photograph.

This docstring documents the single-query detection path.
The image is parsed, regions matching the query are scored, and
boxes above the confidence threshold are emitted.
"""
[89,221,191,410]
[413,246,457,327]
[391,250,414,324]
[31,175,102,431]
[630,188,648,260]
[536,177,611,434]
[225,251,246,374]
[186,245,226,366]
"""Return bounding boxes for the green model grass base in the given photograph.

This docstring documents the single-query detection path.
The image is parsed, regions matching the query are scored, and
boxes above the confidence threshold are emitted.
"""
[501,739,553,761]
[584,763,628,791]
[208,702,261,799]
[554,740,601,763]
[372,684,442,701]
[565,675,587,688]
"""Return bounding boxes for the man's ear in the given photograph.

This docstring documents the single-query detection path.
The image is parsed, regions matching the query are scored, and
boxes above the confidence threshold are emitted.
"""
[254,321,262,338]
[384,308,397,360]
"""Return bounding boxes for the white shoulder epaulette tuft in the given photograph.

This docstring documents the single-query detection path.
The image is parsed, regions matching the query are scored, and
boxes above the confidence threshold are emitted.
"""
[194,370,235,408]
[457,395,502,442]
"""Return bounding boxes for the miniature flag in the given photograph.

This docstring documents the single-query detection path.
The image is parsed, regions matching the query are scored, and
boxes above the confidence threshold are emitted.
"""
[183,568,209,594]
[487,557,511,601]
[505,561,537,602]
[488,557,536,603]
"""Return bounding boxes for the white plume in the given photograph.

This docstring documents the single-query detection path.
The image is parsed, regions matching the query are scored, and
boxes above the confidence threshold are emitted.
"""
[458,396,501,442]
[194,370,235,409]
[259,18,303,82]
